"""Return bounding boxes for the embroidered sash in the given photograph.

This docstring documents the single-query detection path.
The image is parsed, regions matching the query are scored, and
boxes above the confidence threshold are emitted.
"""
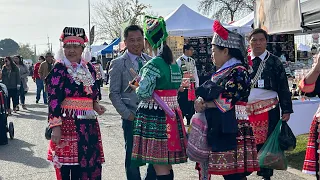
[154,90,187,152]
[61,97,97,119]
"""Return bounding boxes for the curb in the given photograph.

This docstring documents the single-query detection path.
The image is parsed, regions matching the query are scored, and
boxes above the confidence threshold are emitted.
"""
[287,167,314,180]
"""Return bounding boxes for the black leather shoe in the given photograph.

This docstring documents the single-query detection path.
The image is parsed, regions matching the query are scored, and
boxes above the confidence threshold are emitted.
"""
[262,177,271,180]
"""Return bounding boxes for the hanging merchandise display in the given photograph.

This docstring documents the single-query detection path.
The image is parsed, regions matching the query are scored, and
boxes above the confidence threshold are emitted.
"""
[184,37,213,84]
[267,34,295,62]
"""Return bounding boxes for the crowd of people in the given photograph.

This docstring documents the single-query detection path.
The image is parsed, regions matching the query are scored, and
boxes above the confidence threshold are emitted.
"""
[0,55,30,115]
[1,13,320,180]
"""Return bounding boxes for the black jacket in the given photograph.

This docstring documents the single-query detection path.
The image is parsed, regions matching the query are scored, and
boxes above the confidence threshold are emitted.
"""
[251,52,293,114]
[2,66,20,90]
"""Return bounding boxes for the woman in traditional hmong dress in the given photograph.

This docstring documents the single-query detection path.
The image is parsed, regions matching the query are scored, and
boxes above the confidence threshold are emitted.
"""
[301,53,320,179]
[194,21,260,180]
[129,16,187,180]
[47,27,105,180]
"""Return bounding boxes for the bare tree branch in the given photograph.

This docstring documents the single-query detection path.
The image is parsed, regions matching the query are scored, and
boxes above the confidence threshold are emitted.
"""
[92,0,150,42]
[198,0,253,22]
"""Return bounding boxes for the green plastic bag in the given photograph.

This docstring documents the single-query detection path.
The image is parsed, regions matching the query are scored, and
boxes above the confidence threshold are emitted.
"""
[258,119,288,170]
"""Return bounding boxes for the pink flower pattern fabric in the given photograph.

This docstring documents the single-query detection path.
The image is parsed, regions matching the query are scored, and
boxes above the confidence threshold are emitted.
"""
[46,62,103,179]
[46,62,100,122]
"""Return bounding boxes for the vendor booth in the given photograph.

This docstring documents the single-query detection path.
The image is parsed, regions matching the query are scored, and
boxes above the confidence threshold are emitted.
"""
[164,4,247,37]
[164,4,251,84]
[231,12,254,34]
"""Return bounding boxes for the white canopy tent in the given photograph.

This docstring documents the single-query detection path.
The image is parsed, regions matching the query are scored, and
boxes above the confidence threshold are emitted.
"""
[231,12,254,34]
[164,4,249,37]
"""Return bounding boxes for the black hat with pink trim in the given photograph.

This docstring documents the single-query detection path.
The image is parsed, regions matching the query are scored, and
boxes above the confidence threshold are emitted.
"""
[60,27,88,46]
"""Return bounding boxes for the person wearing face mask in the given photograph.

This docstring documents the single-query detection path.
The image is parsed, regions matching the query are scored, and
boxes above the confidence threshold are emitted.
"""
[46,27,106,180]
[176,44,199,125]
[194,21,259,180]
[109,25,156,180]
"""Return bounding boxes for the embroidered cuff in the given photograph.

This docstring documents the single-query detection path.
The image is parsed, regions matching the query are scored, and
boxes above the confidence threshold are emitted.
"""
[49,117,62,128]
[213,94,233,113]
[299,79,315,93]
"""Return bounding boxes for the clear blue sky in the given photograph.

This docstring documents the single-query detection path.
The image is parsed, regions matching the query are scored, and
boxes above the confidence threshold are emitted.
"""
[0,0,199,54]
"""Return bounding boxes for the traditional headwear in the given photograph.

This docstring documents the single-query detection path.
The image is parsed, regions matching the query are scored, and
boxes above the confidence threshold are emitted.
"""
[143,16,168,56]
[56,27,91,62]
[60,27,88,46]
[211,21,247,61]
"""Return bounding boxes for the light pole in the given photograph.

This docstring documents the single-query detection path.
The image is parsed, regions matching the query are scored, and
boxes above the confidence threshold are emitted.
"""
[88,0,91,50]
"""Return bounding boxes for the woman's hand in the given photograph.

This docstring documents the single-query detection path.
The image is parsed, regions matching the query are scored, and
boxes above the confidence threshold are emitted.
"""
[178,86,184,92]
[51,126,61,144]
[94,101,106,115]
[194,97,206,113]
[128,81,138,91]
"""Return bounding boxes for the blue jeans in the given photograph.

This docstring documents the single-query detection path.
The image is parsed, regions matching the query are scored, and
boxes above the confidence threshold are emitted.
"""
[122,119,156,180]
[36,79,47,103]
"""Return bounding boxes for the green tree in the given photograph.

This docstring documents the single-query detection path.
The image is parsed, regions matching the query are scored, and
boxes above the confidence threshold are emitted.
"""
[198,0,254,22]
[0,38,20,57]
[93,0,150,41]
[17,44,35,61]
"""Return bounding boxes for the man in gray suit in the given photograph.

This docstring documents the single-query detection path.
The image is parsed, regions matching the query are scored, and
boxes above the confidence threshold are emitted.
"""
[109,25,156,180]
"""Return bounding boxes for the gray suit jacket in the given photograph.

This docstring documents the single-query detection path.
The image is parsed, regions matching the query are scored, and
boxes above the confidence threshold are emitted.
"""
[109,51,151,119]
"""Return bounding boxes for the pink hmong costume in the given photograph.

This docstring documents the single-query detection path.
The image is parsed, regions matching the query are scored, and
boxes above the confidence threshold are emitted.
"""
[47,27,104,180]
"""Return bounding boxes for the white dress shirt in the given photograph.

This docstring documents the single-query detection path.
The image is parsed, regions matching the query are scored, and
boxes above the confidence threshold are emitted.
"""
[248,50,278,103]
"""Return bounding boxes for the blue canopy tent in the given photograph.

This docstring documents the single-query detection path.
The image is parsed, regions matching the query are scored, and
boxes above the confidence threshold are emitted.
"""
[97,38,120,55]
[96,38,120,70]
[91,45,108,57]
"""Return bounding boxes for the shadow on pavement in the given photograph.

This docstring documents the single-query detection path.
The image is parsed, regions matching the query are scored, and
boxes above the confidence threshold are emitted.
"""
[0,139,50,168]
[26,109,48,117]
[10,110,47,121]
[26,104,48,109]
[25,91,37,96]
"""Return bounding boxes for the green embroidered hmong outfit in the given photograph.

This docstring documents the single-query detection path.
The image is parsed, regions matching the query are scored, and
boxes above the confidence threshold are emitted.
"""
[131,57,188,166]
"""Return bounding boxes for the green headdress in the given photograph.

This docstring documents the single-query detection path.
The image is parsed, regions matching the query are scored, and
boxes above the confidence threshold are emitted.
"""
[143,15,168,55]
